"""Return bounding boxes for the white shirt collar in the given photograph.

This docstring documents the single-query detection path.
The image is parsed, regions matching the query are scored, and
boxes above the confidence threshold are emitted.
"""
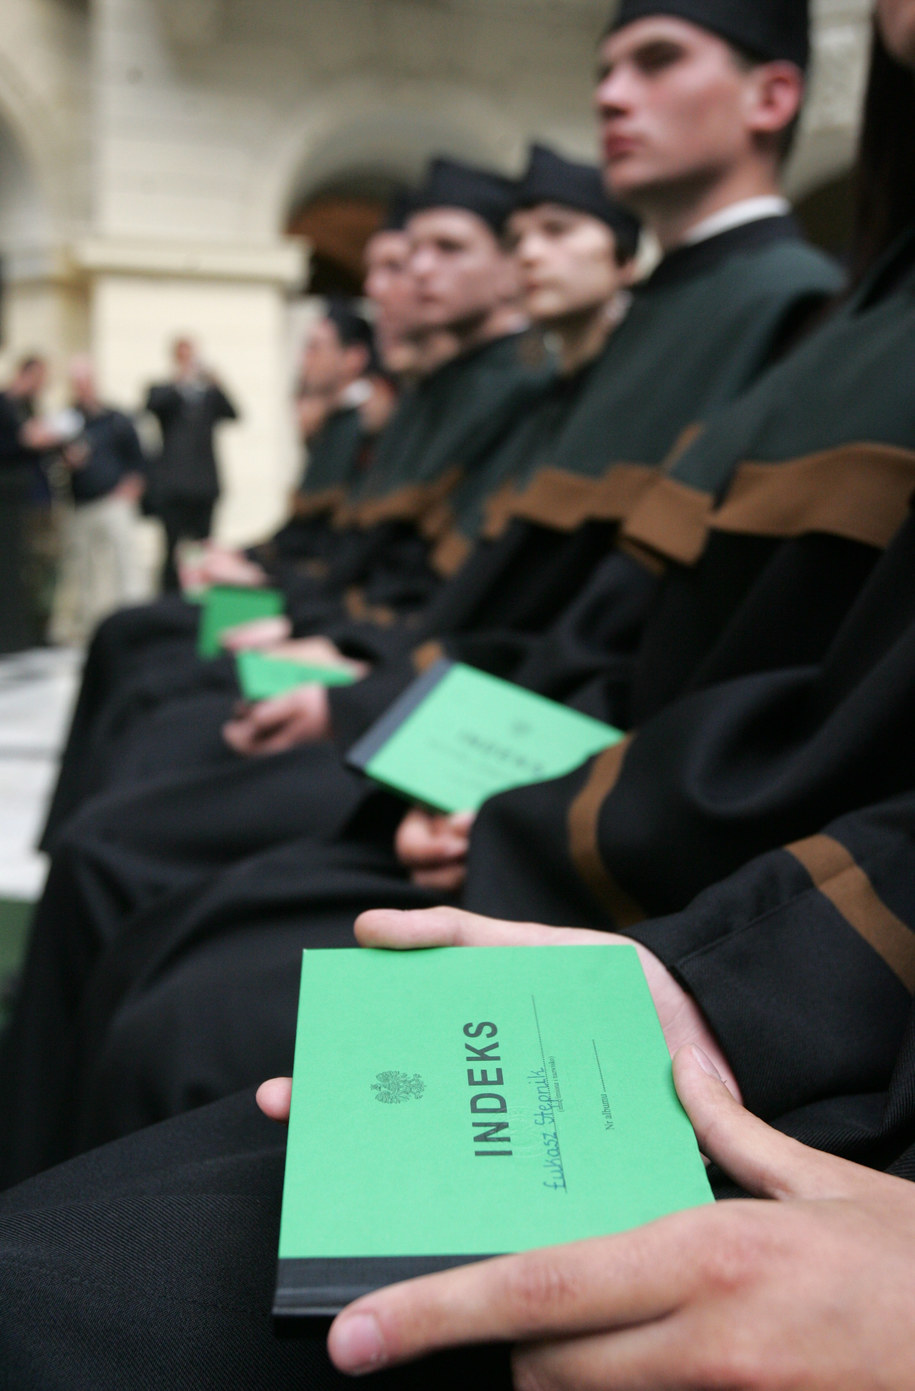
[680,196,791,248]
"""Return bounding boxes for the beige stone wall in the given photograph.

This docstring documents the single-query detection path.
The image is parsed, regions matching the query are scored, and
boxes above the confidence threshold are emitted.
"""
[791,0,872,196]
[0,0,875,549]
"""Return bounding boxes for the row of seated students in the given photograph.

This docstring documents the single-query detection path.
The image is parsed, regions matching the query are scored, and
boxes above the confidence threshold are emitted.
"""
[4,0,915,1384]
[4,26,845,1163]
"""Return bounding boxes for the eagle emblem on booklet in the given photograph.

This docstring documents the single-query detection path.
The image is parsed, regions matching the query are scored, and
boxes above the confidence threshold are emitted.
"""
[372,1071,426,1104]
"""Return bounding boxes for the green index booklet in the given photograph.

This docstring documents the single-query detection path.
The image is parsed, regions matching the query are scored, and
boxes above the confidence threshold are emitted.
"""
[274,946,712,1320]
[346,659,624,813]
[196,585,285,658]
[235,651,357,701]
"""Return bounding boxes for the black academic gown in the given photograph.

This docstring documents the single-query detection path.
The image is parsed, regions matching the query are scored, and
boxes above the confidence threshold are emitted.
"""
[4,231,915,1181]
[258,403,374,571]
[38,217,840,837]
[1,934,915,1388]
[48,217,888,838]
[37,334,548,848]
[33,404,376,850]
[306,218,840,655]
[43,501,915,1176]
[0,222,862,1169]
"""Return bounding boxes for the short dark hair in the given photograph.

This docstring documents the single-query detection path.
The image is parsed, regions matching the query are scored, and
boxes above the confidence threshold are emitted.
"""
[325,298,374,352]
[324,297,379,374]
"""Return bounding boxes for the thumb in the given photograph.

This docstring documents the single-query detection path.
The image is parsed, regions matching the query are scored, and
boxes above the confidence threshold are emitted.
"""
[673,1046,860,1202]
[354,906,592,950]
[255,1076,292,1123]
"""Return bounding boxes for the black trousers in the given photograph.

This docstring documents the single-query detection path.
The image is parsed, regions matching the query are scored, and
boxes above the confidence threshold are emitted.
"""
[0,1089,512,1389]
[159,497,216,592]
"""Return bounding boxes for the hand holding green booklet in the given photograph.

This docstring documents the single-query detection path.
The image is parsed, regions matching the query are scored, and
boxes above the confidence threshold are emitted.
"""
[196,585,285,658]
[346,659,624,813]
[275,945,712,1319]
[235,650,357,701]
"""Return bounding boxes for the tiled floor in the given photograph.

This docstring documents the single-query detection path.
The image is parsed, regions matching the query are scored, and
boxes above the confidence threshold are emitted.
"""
[0,648,80,901]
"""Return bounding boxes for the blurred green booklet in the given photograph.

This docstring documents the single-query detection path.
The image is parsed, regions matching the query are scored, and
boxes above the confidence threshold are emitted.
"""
[346,659,624,813]
[196,585,284,658]
[235,651,357,700]
[274,945,712,1319]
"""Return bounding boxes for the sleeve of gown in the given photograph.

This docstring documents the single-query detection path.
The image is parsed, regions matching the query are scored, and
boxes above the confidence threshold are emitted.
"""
[209,384,238,423]
[622,793,915,1124]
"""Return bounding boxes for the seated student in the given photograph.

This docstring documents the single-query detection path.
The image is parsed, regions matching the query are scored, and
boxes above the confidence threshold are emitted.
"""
[37,0,840,847]
[0,150,645,1144]
[1,904,915,1388]
[361,210,433,382]
[187,299,389,592]
[36,156,548,847]
[13,439,913,1174]
[34,231,419,844]
[147,144,642,769]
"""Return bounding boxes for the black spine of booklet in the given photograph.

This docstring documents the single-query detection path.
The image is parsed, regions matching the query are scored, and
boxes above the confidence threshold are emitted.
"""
[274,1252,494,1322]
[345,657,453,772]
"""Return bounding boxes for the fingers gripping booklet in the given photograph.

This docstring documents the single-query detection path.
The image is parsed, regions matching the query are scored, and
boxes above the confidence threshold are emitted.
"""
[195,585,285,658]
[346,659,625,814]
[235,651,357,700]
[274,947,713,1321]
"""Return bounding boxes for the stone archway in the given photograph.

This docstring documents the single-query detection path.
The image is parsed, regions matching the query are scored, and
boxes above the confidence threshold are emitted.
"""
[287,179,399,297]
[246,76,525,249]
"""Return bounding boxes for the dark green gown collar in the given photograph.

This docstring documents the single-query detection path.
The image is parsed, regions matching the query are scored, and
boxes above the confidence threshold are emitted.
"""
[641,214,806,292]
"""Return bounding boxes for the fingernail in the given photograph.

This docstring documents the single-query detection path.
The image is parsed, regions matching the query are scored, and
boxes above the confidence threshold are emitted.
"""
[690,1045,723,1081]
[332,1312,386,1374]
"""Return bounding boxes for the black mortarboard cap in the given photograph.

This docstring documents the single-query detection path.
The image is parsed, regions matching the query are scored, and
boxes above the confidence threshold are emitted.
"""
[381,187,416,233]
[515,144,642,260]
[606,0,810,72]
[409,157,516,234]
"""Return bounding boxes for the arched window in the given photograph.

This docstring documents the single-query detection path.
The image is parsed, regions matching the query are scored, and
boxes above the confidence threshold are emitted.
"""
[287,176,407,296]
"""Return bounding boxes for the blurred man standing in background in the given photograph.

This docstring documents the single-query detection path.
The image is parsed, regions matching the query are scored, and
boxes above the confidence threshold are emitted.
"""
[144,338,239,592]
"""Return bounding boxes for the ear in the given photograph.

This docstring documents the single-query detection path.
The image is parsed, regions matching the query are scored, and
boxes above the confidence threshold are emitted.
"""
[744,60,805,142]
